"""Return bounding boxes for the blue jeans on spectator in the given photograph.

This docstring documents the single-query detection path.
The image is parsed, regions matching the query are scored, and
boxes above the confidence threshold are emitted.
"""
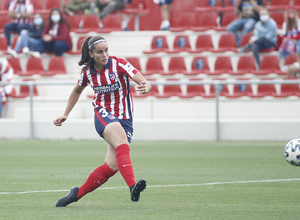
[249,36,276,68]
[14,29,43,53]
[43,40,70,56]
[4,22,30,46]
[226,18,256,47]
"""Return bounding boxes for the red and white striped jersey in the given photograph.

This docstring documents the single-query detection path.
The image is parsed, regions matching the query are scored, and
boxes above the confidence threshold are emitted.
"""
[9,0,34,24]
[0,58,14,105]
[78,56,138,119]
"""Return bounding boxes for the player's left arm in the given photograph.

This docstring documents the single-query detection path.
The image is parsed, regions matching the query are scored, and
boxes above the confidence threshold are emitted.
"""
[131,72,152,94]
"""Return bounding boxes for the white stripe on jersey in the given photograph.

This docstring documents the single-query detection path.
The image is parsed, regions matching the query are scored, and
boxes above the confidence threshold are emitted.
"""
[119,62,136,78]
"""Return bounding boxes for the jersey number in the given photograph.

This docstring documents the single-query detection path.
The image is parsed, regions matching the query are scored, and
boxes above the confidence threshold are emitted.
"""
[99,108,108,117]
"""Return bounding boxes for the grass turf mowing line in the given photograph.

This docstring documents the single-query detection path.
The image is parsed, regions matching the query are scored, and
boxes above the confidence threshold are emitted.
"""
[0,140,299,219]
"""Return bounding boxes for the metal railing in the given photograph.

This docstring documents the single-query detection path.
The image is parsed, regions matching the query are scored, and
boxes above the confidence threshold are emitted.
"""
[1,79,300,141]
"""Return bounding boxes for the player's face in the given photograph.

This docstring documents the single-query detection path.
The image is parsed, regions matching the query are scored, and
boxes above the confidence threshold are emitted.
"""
[89,42,109,69]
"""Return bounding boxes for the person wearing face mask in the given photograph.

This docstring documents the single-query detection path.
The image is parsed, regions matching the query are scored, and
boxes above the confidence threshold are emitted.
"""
[8,13,45,58]
[226,0,264,48]
[41,8,73,56]
[278,7,300,63]
[238,9,277,69]
[4,0,34,54]
[0,51,14,118]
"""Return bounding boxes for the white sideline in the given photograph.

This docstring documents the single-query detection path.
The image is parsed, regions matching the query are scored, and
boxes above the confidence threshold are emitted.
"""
[1,178,300,195]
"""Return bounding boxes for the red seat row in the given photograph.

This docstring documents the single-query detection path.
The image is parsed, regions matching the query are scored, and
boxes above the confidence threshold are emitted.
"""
[7,56,66,76]
[130,77,300,99]
[143,33,277,55]
[126,54,288,77]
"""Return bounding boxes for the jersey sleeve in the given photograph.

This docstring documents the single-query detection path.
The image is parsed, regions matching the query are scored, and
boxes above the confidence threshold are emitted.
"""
[118,58,139,78]
[78,70,89,87]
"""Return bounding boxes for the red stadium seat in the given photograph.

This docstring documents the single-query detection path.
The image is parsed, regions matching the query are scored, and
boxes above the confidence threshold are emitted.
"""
[101,14,122,33]
[64,14,83,33]
[214,33,238,52]
[164,56,187,75]
[34,0,61,15]
[24,56,44,76]
[270,11,284,29]
[203,78,230,98]
[143,35,169,54]
[0,36,8,52]
[249,78,277,98]
[179,78,206,98]
[76,14,101,33]
[274,77,300,98]
[125,57,142,72]
[240,32,253,49]
[254,55,282,75]
[185,56,211,75]
[190,35,215,53]
[9,79,39,98]
[234,56,257,75]
[143,57,165,76]
[219,12,237,31]
[192,12,219,31]
[195,0,223,12]
[7,57,23,75]
[0,15,11,34]
[157,79,182,98]
[123,0,149,31]
[225,78,253,98]
[212,56,234,75]
[0,0,10,15]
[165,35,192,53]
[266,0,290,11]
[68,36,86,54]
[41,56,66,76]
[169,12,195,32]
[284,54,297,65]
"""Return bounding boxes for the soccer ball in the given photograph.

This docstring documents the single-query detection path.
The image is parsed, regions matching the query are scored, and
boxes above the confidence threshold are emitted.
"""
[284,139,300,166]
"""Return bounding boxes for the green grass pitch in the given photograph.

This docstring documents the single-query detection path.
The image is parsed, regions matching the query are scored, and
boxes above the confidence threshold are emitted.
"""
[0,140,299,219]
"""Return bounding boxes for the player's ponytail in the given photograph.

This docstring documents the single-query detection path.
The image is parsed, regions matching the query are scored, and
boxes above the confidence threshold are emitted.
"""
[78,36,107,71]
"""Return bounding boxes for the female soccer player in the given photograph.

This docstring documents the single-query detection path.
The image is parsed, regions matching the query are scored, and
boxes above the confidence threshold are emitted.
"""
[53,35,151,207]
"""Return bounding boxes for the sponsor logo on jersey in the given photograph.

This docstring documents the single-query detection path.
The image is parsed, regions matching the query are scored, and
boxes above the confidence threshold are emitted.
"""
[93,82,120,94]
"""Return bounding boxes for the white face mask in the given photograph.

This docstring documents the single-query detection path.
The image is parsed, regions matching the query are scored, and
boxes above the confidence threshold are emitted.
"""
[33,18,43,26]
[51,14,61,23]
[0,58,2,65]
[260,15,269,23]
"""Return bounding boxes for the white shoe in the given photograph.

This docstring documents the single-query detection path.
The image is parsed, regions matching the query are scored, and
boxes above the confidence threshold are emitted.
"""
[22,47,29,54]
[28,51,41,58]
[8,49,18,58]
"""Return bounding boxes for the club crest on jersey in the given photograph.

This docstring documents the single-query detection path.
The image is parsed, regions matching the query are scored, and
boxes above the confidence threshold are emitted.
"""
[109,72,116,81]
[93,82,120,94]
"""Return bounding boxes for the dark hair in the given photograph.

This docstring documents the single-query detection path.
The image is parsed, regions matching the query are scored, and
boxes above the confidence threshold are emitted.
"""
[48,8,70,30]
[32,13,44,30]
[78,36,107,71]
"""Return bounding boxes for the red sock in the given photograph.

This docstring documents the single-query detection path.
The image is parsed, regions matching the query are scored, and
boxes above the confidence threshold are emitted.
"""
[77,163,116,199]
[116,144,136,188]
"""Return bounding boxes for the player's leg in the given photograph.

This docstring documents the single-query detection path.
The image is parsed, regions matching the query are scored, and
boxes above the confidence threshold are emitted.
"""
[102,122,146,202]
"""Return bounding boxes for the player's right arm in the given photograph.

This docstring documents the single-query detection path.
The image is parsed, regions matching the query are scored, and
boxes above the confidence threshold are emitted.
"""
[54,84,86,126]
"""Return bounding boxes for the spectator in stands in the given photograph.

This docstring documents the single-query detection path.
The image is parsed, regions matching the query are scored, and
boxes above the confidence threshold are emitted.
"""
[278,6,300,62]
[154,0,172,30]
[0,51,14,118]
[121,0,132,31]
[226,0,264,47]
[4,0,34,53]
[41,8,73,56]
[8,13,44,58]
[53,35,151,207]
[63,0,99,15]
[95,0,125,29]
[238,9,277,69]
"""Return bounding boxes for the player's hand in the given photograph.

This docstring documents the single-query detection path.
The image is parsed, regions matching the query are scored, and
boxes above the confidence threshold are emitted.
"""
[53,116,67,126]
[136,81,151,94]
